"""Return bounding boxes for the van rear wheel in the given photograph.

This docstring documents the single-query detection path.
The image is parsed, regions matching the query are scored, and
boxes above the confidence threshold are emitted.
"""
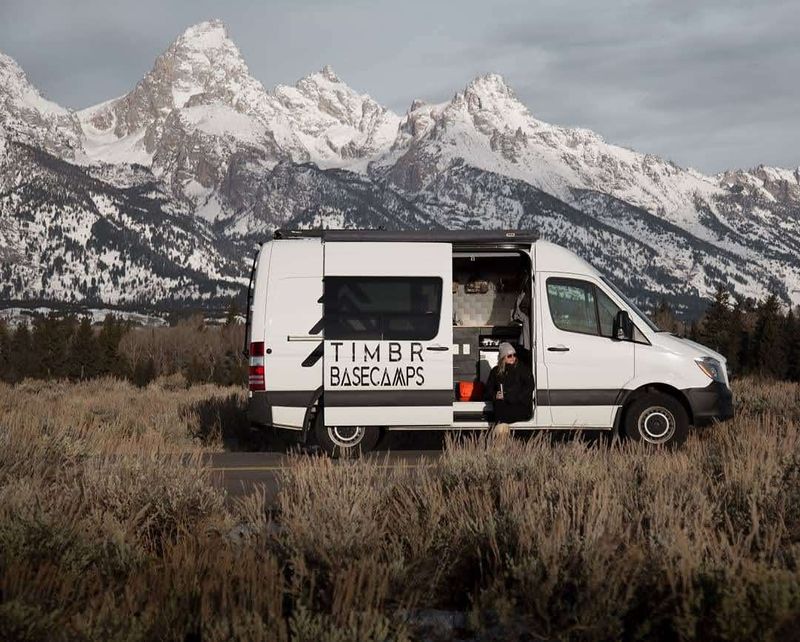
[313,412,380,458]
[622,393,689,448]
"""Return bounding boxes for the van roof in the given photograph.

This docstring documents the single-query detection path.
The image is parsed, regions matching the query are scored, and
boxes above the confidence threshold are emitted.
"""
[272,229,538,245]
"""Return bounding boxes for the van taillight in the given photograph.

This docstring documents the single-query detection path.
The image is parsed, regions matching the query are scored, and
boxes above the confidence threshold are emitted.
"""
[249,341,265,391]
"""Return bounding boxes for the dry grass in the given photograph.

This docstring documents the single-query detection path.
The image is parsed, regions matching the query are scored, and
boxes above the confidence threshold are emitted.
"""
[1,377,800,640]
[0,376,247,455]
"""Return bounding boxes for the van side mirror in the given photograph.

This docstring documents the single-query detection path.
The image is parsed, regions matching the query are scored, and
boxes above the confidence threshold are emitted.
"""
[613,310,633,341]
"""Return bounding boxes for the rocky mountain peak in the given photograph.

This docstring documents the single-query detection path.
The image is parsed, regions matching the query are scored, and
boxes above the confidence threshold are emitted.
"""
[721,164,800,205]
[173,19,230,53]
[0,52,64,114]
[459,73,527,118]
[0,51,81,158]
[318,64,341,83]
[464,73,515,99]
[79,18,267,142]
[273,66,400,156]
[410,72,532,146]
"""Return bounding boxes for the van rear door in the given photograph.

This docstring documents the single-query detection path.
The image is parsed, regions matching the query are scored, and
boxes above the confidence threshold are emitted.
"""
[323,242,453,427]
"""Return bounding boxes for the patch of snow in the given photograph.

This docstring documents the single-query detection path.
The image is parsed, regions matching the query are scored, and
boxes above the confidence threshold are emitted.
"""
[79,123,152,166]
[181,103,267,144]
[194,193,224,223]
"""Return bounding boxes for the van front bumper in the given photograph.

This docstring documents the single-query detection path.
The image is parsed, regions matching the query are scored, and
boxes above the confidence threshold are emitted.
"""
[684,381,734,426]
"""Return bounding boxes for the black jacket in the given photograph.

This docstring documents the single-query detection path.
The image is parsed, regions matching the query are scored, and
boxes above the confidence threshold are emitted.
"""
[485,361,534,423]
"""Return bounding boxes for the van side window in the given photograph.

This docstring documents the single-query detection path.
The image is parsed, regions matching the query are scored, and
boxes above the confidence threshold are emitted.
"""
[324,277,442,341]
[546,278,622,337]
[546,279,599,335]
[596,287,621,338]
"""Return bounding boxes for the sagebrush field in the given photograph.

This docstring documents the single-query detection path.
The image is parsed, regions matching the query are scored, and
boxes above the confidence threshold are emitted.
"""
[1,377,799,641]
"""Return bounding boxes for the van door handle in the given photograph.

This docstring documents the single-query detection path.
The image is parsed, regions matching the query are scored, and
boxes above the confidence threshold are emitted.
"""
[426,345,450,352]
[547,345,570,352]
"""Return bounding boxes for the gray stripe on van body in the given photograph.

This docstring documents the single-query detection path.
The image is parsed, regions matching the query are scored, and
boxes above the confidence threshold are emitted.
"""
[261,389,630,409]
[326,389,454,407]
[263,391,318,407]
[536,389,629,406]
[262,389,455,407]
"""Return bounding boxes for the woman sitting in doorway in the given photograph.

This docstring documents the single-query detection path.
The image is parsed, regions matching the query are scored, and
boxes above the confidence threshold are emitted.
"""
[484,342,534,433]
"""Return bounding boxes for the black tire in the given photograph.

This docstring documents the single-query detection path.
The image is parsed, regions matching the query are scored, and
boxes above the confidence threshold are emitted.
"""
[312,410,381,458]
[622,393,689,448]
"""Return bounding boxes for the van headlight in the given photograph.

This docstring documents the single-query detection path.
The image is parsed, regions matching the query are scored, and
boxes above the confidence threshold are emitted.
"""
[695,357,726,383]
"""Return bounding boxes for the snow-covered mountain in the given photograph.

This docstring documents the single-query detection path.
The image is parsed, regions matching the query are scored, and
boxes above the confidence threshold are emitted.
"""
[1,19,799,315]
[0,139,244,306]
[0,52,82,159]
[77,20,400,221]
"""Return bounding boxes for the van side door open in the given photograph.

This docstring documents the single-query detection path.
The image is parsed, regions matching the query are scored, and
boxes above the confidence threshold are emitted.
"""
[322,242,454,427]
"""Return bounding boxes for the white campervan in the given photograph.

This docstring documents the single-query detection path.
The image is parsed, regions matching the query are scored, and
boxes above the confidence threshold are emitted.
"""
[245,230,733,455]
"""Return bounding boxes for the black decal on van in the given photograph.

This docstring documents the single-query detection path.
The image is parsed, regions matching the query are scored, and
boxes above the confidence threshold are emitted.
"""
[369,367,381,386]
[380,369,392,386]
[389,342,401,362]
[405,366,416,384]
[411,342,423,362]
[416,366,425,386]
[331,342,343,361]
[365,343,380,362]
[330,366,340,386]
[392,368,406,386]
[301,343,324,367]
[340,369,353,387]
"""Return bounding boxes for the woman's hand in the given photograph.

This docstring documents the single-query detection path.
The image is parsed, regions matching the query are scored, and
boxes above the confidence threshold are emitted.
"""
[495,390,504,400]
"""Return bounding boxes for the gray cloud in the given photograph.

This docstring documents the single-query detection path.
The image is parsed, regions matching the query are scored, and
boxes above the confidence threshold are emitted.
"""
[0,0,797,172]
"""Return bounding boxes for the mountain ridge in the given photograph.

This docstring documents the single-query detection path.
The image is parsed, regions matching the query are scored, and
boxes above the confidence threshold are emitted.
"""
[1,19,799,315]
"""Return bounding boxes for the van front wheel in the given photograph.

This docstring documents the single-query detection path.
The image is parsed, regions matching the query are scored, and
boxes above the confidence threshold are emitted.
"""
[313,413,380,458]
[623,393,689,448]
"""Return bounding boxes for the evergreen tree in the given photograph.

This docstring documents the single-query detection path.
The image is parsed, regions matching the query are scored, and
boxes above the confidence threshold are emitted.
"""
[734,297,757,374]
[0,320,9,381]
[726,301,744,375]
[31,313,75,379]
[688,320,700,342]
[69,317,99,380]
[698,285,732,355]
[97,315,130,378]
[8,323,32,383]
[785,308,800,382]
[751,294,788,379]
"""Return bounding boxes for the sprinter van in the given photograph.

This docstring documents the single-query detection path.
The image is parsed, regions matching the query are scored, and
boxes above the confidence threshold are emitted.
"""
[245,229,733,455]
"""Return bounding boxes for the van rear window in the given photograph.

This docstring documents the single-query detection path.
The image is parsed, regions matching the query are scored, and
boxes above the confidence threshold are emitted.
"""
[324,277,442,341]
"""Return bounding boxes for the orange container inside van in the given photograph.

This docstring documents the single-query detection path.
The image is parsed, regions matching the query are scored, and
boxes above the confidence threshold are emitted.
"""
[458,380,485,401]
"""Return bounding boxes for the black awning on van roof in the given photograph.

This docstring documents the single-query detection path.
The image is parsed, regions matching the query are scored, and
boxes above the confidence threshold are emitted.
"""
[272,229,538,245]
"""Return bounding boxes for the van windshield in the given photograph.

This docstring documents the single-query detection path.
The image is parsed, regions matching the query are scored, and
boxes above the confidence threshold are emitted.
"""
[601,277,662,332]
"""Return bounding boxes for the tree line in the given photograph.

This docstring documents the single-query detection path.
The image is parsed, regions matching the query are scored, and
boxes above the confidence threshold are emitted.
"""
[1,288,798,385]
[0,307,247,387]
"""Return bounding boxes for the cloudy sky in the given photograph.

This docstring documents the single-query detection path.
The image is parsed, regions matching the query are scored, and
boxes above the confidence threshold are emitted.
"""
[2,0,798,173]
